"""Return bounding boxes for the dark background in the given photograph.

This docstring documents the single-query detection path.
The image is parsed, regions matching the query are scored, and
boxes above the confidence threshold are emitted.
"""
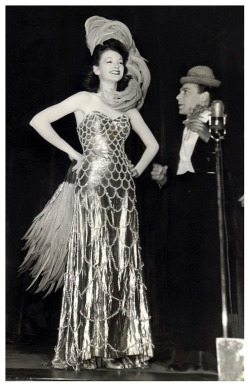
[6,6,244,352]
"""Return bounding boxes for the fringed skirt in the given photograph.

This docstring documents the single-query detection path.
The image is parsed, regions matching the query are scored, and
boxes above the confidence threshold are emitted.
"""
[21,161,154,370]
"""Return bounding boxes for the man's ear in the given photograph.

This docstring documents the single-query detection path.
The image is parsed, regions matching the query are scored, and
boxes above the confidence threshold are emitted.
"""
[93,65,100,76]
[201,91,210,106]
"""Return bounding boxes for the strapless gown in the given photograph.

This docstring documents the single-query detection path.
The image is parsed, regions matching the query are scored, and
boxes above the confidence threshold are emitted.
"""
[21,111,153,370]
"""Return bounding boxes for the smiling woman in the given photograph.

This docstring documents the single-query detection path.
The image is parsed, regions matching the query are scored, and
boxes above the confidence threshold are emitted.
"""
[94,49,124,78]
[83,38,132,97]
[19,15,159,371]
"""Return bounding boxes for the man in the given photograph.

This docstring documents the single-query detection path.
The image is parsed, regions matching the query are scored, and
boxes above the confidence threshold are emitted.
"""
[152,66,222,369]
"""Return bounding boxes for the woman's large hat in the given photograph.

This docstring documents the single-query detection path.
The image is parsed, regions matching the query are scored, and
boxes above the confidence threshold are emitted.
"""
[180,66,221,88]
[85,16,151,111]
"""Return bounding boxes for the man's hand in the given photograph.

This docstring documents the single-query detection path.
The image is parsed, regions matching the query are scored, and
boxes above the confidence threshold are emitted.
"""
[151,163,168,185]
[187,119,210,142]
[238,194,244,207]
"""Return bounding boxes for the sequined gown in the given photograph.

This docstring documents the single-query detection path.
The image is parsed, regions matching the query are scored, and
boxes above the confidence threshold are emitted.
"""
[39,111,153,369]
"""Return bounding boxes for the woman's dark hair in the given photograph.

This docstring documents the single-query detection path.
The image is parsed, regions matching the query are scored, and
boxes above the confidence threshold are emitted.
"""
[197,84,218,106]
[83,38,132,93]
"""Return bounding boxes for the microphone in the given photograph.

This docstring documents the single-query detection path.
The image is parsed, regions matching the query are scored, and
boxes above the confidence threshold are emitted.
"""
[209,100,227,139]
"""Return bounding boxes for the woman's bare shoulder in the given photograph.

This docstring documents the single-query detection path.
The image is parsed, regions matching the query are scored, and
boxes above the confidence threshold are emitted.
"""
[126,108,139,116]
[126,108,142,120]
[73,90,93,102]
[66,91,96,114]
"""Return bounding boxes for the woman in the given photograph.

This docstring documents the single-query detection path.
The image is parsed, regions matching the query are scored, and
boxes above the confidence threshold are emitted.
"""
[20,16,159,371]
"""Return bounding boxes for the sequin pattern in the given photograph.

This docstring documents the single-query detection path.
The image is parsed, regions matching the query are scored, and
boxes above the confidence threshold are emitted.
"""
[52,111,153,369]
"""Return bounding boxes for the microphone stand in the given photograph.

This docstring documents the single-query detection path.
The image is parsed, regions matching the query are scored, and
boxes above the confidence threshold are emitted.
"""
[209,118,228,338]
[209,111,244,381]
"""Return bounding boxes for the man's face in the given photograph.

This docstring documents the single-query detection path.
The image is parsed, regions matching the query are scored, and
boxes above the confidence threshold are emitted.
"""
[176,83,203,115]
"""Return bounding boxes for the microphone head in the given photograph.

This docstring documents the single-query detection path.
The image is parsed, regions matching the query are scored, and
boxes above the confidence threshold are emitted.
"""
[211,100,224,118]
[209,100,226,138]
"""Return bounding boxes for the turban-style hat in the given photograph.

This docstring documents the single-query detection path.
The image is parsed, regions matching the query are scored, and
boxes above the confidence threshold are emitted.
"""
[85,16,151,111]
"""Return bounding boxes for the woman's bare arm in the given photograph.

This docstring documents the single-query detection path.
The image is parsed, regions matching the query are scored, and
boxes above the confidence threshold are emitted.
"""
[30,92,89,160]
[127,109,159,176]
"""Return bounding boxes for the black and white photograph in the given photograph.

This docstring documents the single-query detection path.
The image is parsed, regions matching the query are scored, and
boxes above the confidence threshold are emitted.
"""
[5,2,244,382]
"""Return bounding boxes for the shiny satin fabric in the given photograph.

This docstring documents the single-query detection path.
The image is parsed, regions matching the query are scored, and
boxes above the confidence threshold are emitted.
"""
[52,111,153,370]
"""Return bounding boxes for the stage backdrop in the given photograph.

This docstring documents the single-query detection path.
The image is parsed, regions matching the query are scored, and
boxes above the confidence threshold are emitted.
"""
[6,6,244,352]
